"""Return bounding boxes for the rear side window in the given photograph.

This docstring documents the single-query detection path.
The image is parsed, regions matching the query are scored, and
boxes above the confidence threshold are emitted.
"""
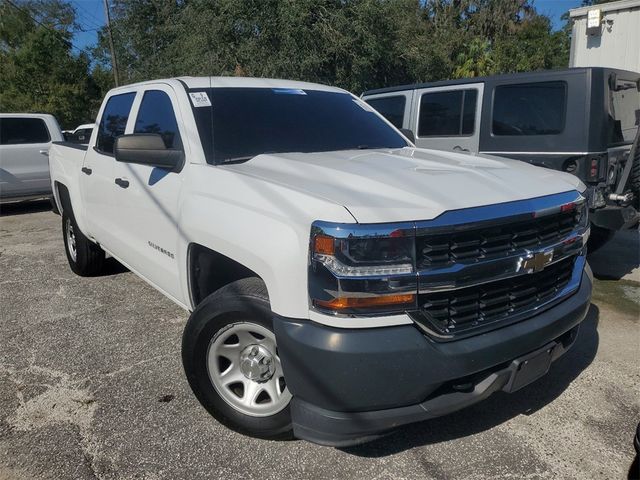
[134,90,182,149]
[0,118,50,145]
[365,96,406,128]
[96,92,136,154]
[608,77,640,144]
[418,89,477,137]
[492,81,566,136]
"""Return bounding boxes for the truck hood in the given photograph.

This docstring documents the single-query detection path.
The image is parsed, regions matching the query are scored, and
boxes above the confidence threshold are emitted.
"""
[224,148,585,224]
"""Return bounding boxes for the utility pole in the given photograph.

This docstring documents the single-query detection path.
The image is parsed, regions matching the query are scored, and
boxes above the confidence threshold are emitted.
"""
[102,0,119,87]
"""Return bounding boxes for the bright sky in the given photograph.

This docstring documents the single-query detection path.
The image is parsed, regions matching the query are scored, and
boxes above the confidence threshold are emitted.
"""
[70,0,104,51]
[70,0,585,52]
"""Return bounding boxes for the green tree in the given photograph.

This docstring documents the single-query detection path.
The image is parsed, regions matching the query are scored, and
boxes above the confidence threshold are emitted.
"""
[92,0,573,93]
[0,0,102,128]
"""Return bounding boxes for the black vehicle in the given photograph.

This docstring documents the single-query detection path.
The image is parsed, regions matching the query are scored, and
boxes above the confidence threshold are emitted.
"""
[362,67,640,250]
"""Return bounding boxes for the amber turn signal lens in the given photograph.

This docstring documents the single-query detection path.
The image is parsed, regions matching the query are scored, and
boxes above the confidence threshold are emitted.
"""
[314,235,335,255]
[315,294,415,310]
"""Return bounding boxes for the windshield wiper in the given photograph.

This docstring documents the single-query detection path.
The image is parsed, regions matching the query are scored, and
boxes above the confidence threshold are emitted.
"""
[222,155,256,164]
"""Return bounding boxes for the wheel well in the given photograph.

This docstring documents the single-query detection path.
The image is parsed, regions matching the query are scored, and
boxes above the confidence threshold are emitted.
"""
[54,182,71,215]
[188,244,261,307]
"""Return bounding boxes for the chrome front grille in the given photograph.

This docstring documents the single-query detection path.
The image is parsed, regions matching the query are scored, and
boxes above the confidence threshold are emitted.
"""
[411,256,576,337]
[417,210,579,269]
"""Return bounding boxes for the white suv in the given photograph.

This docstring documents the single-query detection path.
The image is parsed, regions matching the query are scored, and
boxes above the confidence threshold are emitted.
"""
[0,113,63,203]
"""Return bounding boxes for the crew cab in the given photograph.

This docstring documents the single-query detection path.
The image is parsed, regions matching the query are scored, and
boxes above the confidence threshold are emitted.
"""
[362,67,640,251]
[49,77,592,446]
[1,113,63,203]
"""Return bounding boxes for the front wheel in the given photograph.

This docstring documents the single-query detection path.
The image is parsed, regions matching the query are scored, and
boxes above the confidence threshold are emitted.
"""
[182,278,293,439]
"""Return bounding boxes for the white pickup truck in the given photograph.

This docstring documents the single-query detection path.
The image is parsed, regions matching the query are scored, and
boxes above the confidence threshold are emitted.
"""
[49,77,592,446]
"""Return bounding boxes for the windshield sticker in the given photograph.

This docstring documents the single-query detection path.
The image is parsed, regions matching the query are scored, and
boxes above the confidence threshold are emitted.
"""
[352,98,374,112]
[272,88,306,95]
[189,92,212,107]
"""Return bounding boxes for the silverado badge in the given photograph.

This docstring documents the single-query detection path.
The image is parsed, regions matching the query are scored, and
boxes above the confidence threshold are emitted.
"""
[519,250,554,273]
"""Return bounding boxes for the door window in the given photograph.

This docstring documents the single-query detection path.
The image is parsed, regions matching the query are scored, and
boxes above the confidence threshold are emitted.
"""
[418,89,477,137]
[492,81,566,136]
[365,96,406,128]
[134,90,182,149]
[0,118,50,144]
[95,92,136,154]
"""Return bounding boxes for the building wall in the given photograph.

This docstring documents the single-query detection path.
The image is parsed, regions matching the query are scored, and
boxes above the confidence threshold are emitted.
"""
[570,1,640,72]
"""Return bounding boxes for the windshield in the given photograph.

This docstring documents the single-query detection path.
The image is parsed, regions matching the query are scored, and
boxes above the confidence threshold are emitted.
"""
[189,87,408,164]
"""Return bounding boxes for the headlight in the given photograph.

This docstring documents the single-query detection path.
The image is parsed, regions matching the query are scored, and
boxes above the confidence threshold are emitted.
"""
[309,222,417,314]
[313,234,414,276]
[576,200,589,229]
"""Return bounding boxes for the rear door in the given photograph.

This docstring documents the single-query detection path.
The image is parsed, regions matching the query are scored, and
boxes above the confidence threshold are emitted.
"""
[0,117,52,198]
[362,91,413,130]
[81,91,137,246]
[111,85,187,301]
[411,83,484,153]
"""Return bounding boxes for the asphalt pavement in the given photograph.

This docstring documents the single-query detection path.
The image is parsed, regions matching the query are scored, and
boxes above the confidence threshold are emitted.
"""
[1,200,638,480]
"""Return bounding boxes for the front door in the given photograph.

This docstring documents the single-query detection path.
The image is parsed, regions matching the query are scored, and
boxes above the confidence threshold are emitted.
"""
[111,85,186,302]
[411,83,484,154]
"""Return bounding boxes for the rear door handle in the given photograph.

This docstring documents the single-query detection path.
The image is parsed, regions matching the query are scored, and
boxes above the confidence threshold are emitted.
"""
[39,149,49,156]
[81,167,92,175]
[115,178,129,188]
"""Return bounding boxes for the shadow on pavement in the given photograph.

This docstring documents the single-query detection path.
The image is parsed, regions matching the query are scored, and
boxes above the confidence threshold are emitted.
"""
[341,304,600,458]
[588,229,639,281]
[0,199,53,216]
[102,257,129,276]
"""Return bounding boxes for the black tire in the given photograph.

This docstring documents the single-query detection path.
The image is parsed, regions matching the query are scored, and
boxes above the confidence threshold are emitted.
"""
[587,225,616,254]
[62,211,105,276]
[182,277,293,440]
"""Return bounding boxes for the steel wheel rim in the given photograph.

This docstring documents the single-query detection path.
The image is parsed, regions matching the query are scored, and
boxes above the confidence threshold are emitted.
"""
[65,218,77,262]
[207,322,291,417]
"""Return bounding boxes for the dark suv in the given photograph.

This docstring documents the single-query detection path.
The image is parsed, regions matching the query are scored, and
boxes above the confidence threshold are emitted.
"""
[362,67,640,249]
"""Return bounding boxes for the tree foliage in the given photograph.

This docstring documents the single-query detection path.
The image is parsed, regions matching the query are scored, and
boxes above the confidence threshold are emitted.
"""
[2,0,574,127]
[0,0,104,128]
[95,0,572,93]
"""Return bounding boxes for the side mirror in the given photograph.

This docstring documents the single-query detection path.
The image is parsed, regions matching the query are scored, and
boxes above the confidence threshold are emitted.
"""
[114,133,184,172]
[400,128,415,144]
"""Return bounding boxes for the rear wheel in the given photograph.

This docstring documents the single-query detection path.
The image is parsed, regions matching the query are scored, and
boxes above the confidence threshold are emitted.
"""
[62,212,105,276]
[182,278,293,439]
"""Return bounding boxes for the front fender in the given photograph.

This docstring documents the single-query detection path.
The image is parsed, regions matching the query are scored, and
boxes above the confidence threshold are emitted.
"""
[178,166,354,318]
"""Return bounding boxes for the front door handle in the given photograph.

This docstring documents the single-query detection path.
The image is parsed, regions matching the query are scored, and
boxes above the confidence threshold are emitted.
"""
[81,167,92,175]
[115,178,129,188]
[39,149,49,156]
[453,145,470,152]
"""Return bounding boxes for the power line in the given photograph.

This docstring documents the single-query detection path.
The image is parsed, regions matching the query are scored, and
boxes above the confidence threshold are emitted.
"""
[70,0,105,30]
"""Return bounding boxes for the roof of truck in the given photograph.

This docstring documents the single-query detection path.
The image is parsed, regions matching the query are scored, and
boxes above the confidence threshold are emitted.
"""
[111,76,346,94]
[0,113,57,119]
[361,66,640,97]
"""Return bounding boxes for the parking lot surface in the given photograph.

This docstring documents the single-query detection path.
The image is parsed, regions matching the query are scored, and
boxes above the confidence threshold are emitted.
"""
[1,201,639,480]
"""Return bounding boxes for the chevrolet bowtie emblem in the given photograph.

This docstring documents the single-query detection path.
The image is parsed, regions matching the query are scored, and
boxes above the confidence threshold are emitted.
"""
[520,250,554,273]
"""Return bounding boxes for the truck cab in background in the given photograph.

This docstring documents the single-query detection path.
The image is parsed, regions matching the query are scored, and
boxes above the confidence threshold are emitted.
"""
[362,67,640,250]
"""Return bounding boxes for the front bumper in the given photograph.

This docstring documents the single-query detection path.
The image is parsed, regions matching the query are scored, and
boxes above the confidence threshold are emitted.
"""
[274,269,592,446]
